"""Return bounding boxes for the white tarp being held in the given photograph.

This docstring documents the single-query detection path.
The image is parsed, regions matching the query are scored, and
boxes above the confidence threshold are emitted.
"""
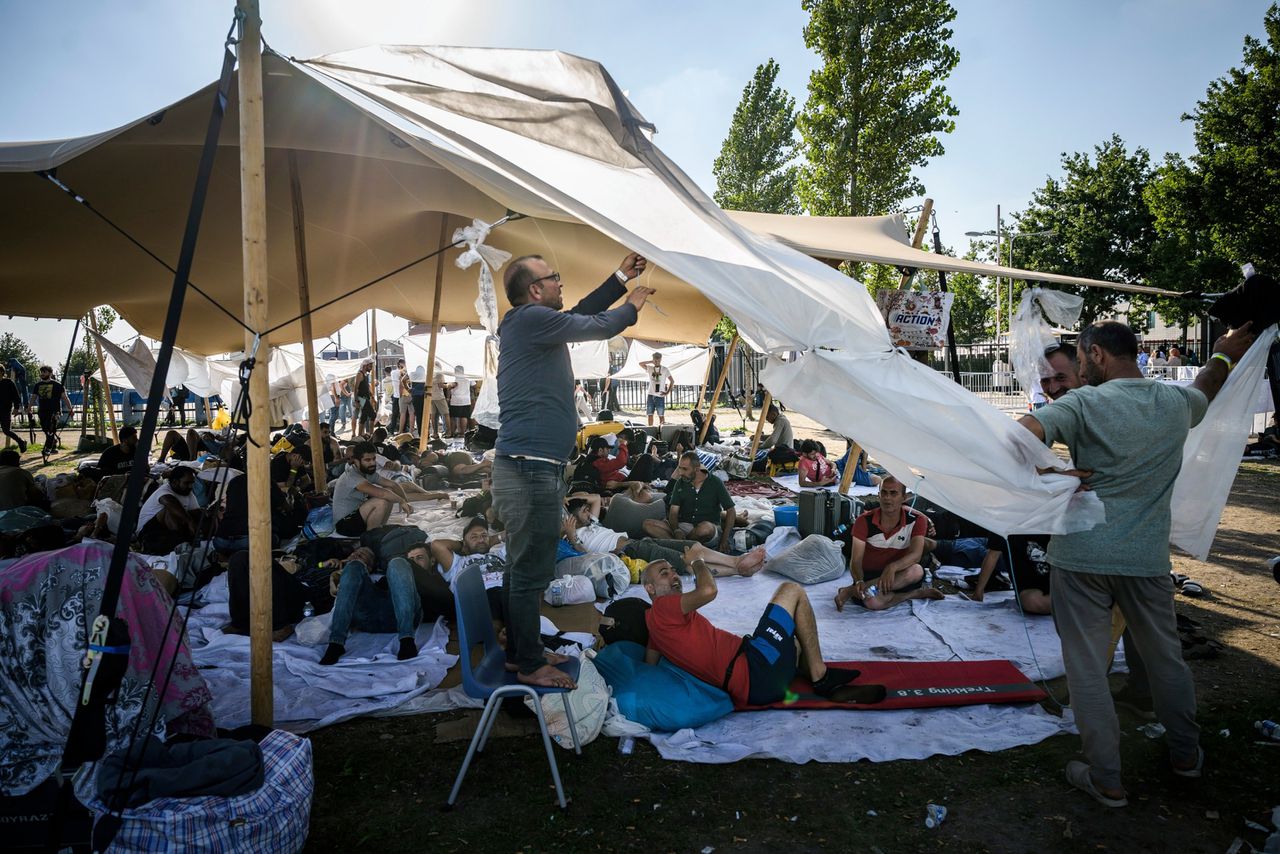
[1010,288,1085,398]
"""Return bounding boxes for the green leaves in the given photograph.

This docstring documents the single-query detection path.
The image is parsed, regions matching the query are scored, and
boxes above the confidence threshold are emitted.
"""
[796,0,960,218]
[713,59,800,214]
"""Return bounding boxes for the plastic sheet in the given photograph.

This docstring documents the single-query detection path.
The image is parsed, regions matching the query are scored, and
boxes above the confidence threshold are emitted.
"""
[1010,287,1084,401]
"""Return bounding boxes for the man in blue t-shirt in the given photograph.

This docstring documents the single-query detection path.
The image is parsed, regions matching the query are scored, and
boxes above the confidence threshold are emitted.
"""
[1017,319,1255,808]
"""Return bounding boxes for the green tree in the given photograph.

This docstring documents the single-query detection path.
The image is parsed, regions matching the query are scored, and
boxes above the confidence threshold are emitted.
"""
[62,308,118,379]
[713,59,800,214]
[1010,135,1157,325]
[797,0,960,220]
[0,333,40,387]
[935,248,995,345]
[1146,4,1280,300]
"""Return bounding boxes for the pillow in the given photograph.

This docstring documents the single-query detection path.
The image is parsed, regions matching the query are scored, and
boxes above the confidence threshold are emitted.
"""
[592,641,734,732]
[604,493,667,540]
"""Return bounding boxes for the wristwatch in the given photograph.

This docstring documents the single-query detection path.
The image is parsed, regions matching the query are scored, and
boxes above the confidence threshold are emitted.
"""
[614,269,629,284]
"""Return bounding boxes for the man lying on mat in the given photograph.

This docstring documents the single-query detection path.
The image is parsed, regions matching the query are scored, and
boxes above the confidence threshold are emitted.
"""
[835,475,945,611]
[643,551,860,708]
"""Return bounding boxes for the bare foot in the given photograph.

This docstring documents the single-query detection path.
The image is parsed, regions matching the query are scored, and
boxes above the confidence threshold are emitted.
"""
[834,585,854,612]
[910,588,945,602]
[504,651,571,672]
[736,547,766,576]
[517,663,576,689]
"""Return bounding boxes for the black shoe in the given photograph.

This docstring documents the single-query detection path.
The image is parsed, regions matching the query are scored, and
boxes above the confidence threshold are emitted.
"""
[15,438,26,453]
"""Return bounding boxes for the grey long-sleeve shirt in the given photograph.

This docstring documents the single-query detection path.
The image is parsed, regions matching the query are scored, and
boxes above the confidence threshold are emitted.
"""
[495,276,638,462]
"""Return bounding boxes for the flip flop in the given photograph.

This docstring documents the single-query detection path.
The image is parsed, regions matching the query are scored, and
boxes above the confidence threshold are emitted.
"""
[1179,580,1205,597]
[1170,573,1190,587]
[1171,746,1205,779]
[1064,760,1128,808]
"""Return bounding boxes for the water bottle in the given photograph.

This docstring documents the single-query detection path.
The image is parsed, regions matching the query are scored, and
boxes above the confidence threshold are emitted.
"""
[302,601,315,619]
[1256,720,1279,740]
[548,578,566,607]
[618,736,636,755]
[865,584,879,600]
[924,803,947,828]
[832,523,849,538]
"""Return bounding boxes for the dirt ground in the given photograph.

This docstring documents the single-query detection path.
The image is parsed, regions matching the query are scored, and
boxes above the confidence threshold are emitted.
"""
[17,426,1279,853]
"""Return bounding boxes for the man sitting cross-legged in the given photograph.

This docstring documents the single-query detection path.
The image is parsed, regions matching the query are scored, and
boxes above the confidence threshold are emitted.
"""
[562,497,764,577]
[642,451,735,552]
[835,475,945,611]
[320,544,422,664]
[331,441,416,536]
[643,554,863,707]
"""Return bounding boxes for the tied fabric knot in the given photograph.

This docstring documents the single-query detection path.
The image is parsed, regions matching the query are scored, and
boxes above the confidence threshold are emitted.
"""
[1010,287,1084,399]
[453,218,511,336]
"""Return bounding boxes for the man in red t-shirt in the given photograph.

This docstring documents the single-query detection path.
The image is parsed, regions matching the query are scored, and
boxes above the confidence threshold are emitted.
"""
[643,552,861,708]
[835,475,945,612]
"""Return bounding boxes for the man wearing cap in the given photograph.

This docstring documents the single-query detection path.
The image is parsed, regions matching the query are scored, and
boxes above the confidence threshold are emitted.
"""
[639,351,674,427]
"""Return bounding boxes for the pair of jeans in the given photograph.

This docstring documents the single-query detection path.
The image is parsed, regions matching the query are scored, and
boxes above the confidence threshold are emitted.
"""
[326,557,422,646]
[621,538,702,574]
[1051,569,1199,790]
[491,455,566,674]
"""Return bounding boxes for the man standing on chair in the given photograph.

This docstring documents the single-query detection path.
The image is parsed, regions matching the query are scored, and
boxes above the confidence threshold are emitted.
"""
[494,252,654,689]
[1017,320,1254,808]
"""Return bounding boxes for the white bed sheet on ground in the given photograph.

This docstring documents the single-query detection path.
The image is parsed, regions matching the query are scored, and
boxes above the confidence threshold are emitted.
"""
[770,474,880,497]
[187,574,456,732]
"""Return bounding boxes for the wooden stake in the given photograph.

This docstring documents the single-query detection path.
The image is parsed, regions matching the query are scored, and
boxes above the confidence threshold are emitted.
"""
[203,396,213,428]
[747,391,772,460]
[237,0,273,728]
[837,440,862,495]
[87,310,118,443]
[419,213,450,453]
[288,150,326,492]
[699,333,738,444]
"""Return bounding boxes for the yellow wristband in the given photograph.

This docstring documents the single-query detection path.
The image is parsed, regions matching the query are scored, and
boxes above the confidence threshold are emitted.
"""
[1210,352,1234,370]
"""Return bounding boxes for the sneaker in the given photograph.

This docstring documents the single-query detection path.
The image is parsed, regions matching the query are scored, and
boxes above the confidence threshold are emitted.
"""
[16,438,26,453]
[1112,685,1156,721]
[1064,760,1128,808]
[1171,746,1205,779]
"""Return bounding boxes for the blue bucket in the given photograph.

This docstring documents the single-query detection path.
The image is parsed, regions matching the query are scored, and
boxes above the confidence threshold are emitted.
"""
[773,505,799,527]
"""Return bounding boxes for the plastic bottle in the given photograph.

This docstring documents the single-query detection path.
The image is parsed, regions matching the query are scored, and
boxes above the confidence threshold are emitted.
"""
[302,601,315,619]
[548,578,565,607]
[865,584,879,600]
[924,803,947,828]
[1256,720,1279,740]
[832,523,850,538]
[618,736,636,755]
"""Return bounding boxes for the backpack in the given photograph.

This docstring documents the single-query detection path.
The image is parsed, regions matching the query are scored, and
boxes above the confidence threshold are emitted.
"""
[359,524,429,565]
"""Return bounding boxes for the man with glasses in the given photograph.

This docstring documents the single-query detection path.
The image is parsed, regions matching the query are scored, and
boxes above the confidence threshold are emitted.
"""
[29,366,72,459]
[495,252,653,689]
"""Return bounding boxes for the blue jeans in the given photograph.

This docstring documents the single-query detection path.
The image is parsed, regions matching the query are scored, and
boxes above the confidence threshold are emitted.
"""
[326,557,422,646]
[492,455,566,674]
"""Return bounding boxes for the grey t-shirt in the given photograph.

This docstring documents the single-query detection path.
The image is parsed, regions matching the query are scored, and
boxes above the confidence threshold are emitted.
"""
[332,466,388,521]
[760,413,794,450]
[1032,378,1207,576]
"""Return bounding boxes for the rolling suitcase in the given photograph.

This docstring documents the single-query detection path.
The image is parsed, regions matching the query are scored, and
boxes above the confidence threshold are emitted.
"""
[798,489,859,538]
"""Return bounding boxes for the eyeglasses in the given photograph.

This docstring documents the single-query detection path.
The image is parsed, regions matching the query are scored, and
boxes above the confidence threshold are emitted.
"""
[531,271,561,287]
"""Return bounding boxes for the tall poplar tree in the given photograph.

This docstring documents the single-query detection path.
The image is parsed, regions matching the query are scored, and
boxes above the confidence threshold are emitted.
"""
[713,59,800,214]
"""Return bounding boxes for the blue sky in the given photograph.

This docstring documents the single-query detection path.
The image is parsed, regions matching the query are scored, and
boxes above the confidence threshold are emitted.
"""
[1,0,1270,363]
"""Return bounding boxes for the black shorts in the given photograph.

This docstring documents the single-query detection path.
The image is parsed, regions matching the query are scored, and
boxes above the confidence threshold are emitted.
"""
[1011,561,1051,596]
[334,508,367,537]
[448,404,472,419]
[743,603,798,706]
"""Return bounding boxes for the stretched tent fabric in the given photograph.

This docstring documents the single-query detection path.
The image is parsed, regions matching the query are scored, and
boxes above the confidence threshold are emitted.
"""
[612,342,709,386]
[292,45,1109,536]
[731,211,1182,298]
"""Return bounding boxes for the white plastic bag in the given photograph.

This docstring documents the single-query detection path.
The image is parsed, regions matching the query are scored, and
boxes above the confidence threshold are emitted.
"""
[525,654,608,749]
[545,574,596,606]
[1010,288,1084,399]
[767,535,847,585]
[579,553,631,600]
[762,525,802,560]
[294,611,332,646]
[93,497,124,535]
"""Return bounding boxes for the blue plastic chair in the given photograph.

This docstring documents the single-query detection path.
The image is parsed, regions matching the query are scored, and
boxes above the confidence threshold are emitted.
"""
[446,564,582,809]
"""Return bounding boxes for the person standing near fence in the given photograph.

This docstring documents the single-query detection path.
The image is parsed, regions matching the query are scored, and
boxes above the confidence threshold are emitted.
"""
[0,366,26,453]
[29,366,72,457]
[493,252,652,688]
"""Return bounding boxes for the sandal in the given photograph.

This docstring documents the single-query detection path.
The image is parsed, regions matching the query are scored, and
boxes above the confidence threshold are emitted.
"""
[1179,580,1205,597]
[1065,760,1128,807]
[1170,573,1190,587]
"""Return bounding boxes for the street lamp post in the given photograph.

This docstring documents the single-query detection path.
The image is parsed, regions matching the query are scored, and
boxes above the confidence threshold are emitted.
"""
[964,226,1001,341]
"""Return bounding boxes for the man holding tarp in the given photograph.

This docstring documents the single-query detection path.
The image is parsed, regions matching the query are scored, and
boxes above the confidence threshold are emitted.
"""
[494,252,652,689]
[1018,320,1255,807]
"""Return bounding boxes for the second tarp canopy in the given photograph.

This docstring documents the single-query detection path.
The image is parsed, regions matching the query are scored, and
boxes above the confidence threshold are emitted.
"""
[402,328,608,381]
[611,342,709,386]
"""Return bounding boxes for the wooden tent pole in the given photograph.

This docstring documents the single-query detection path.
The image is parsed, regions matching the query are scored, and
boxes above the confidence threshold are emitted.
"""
[288,150,326,492]
[419,213,450,453]
[370,310,379,414]
[747,391,772,460]
[699,332,738,444]
[837,440,863,495]
[87,310,118,443]
[896,198,934,289]
[693,342,714,413]
[203,397,213,427]
[237,0,273,728]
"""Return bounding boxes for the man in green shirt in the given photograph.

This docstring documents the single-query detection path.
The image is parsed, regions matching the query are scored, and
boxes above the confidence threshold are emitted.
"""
[643,451,735,551]
[1018,319,1255,808]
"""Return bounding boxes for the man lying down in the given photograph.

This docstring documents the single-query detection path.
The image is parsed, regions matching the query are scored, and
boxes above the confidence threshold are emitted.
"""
[641,550,872,708]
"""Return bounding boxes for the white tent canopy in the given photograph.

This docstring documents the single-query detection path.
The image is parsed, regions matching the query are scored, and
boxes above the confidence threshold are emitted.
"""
[401,328,608,381]
[612,342,709,386]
